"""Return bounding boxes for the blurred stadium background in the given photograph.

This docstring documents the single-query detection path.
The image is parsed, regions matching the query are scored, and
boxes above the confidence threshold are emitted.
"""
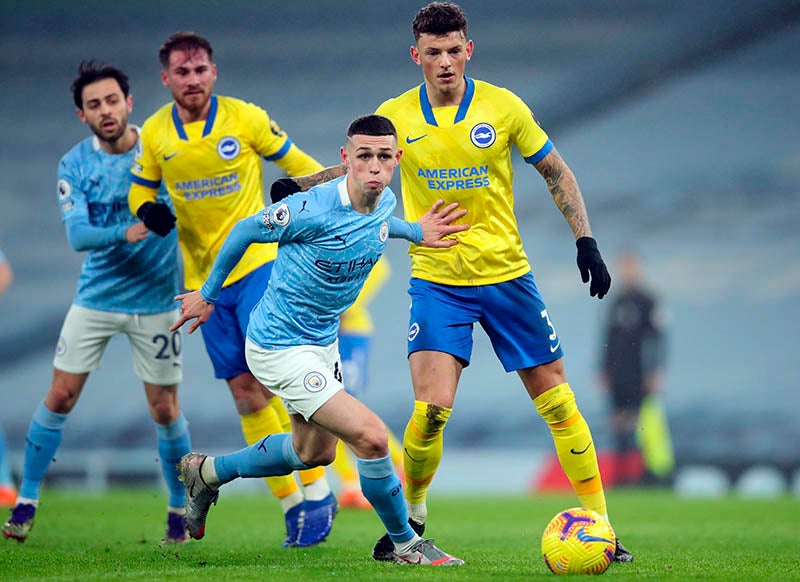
[0,0,798,495]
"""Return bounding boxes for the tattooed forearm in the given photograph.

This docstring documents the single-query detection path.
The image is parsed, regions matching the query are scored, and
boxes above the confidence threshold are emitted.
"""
[293,164,348,191]
[535,147,592,239]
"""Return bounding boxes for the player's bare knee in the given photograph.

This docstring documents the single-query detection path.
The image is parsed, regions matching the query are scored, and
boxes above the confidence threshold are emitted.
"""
[231,390,267,415]
[228,375,268,413]
[520,360,566,400]
[45,386,79,413]
[296,443,336,467]
[347,426,389,460]
[315,449,337,467]
[145,384,178,423]
[149,399,179,425]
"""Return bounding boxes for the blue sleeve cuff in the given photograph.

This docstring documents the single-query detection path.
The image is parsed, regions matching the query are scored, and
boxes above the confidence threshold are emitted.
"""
[388,216,422,243]
[115,224,129,242]
[199,282,218,305]
[65,217,129,251]
[524,139,554,164]
[130,173,161,189]
[263,138,292,162]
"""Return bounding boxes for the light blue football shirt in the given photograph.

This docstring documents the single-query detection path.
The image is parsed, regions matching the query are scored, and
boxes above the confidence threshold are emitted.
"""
[201,176,421,349]
[57,132,179,313]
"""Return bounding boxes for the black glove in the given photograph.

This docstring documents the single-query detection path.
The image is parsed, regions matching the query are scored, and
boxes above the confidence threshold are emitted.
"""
[270,177,302,203]
[136,202,176,237]
[576,236,611,299]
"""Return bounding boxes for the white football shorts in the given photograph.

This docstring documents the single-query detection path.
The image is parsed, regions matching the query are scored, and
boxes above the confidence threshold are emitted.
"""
[53,304,182,385]
[245,337,343,421]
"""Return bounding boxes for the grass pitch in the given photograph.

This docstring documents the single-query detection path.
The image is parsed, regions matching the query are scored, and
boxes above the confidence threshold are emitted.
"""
[0,488,797,580]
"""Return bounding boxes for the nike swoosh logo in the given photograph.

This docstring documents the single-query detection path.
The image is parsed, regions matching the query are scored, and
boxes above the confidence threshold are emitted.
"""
[405,134,428,144]
[576,527,614,544]
[163,152,178,161]
[570,443,592,455]
[550,341,561,353]
[404,447,421,462]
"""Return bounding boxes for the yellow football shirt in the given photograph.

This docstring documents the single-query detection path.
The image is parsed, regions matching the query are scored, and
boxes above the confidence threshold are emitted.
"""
[376,78,553,286]
[129,94,323,290]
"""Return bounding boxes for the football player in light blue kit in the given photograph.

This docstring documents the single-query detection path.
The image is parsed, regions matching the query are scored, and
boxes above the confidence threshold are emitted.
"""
[172,115,467,565]
[2,62,191,545]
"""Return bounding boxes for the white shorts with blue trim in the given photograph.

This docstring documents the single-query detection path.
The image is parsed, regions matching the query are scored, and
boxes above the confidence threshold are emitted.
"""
[245,337,344,421]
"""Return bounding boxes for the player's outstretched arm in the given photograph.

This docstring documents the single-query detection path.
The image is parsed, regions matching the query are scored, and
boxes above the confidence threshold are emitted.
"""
[64,214,144,252]
[416,200,469,248]
[389,200,469,247]
[171,213,269,333]
[535,147,610,299]
[270,164,348,202]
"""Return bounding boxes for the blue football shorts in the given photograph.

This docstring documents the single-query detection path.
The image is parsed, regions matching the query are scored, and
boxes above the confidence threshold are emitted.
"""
[200,261,273,380]
[407,272,564,372]
[338,333,371,398]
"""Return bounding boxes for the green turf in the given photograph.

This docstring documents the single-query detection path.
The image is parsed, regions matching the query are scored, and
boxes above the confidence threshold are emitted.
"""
[1,488,798,580]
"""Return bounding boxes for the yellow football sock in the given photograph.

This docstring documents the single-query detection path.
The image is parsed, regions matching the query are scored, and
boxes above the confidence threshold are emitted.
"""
[331,430,403,490]
[534,383,607,516]
[265,396,327,487]
[403,400,451,505]
[387,428,404,475]
[267,395,292,432]
[240,406,300,499]
[331,440,359,488]
[298,465,327,487]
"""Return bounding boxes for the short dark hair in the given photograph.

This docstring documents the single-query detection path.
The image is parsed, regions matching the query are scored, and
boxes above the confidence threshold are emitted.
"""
[346,115,397,140]
[159,32,213,68]
[71,60,130,109]
[412,2,467,40]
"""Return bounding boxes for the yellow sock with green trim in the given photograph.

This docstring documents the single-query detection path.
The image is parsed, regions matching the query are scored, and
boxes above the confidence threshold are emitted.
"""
[403,400,451,505]
[265,396,327,488]
[534,383,607,516]
[240,406,300,499]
